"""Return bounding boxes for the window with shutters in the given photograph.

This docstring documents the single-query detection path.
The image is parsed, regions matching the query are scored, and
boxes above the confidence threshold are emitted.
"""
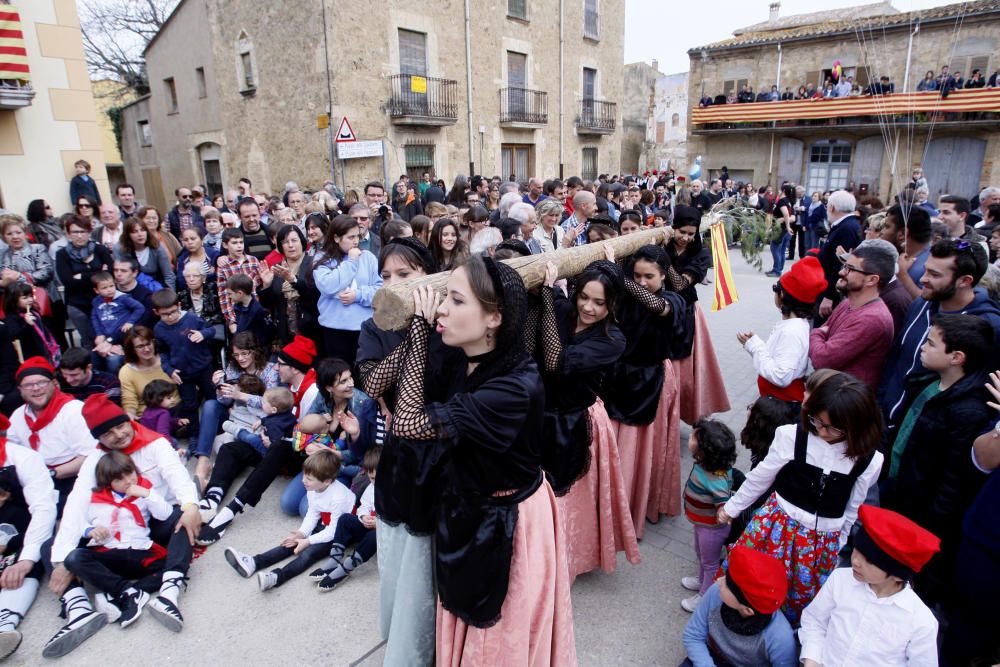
[722,78,748,96]
[398,29,428,77]
[584,0,599,39]
[501,144,534,183]
[507,51,528,116]
[581,147,598,181]
[655,121,665,143]
[508,0,528,20]
[950,55,991,79]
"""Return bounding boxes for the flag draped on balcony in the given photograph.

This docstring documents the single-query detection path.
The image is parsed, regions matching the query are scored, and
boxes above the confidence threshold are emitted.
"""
[691,88,1000,124]
[709,223,738,311]
[0,6,29,81]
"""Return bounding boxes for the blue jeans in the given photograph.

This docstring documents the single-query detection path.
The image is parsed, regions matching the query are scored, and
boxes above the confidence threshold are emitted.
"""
[92,352,124,374]
[769,233,791,273]
[804,227,820,253]
[193,399,227,459]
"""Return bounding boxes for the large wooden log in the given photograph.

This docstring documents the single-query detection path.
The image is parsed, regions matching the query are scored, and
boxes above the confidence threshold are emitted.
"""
[372,227,667,330]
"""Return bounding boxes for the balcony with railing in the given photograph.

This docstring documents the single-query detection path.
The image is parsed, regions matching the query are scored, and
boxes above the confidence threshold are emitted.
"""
[575,99,616,135]
[388,74,458,126]
[691,88,1000,135]
[500,87,548,127]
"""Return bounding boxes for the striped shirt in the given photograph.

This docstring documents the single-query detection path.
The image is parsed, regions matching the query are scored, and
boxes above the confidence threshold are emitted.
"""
[684,464,733,525]
[216,254,261,324]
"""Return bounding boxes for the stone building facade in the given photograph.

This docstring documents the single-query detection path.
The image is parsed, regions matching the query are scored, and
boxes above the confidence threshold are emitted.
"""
[621,61,659,173]
[639,71,689,176]
[121,0,624,203]
[686,0,1000,200]
[0,0,110,213]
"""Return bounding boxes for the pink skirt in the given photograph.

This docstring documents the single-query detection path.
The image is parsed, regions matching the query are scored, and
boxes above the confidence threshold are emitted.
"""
[675,303,731,424]
[613,360,683,539]
[436,478,578,667]
[556,399,641,581]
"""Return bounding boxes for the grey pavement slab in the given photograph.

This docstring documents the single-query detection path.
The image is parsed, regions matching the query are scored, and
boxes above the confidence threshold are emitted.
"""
[6,251,784,666]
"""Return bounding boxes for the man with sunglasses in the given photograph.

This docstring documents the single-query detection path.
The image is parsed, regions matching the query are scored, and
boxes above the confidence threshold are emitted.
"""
[878,238,1000,431]
[809,240,895,390]
[166,187,205,238]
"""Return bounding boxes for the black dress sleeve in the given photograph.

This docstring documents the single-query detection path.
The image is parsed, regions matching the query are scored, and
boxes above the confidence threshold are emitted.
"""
[623,278,671,316]
[357,319,409,400]
[389,316,436,441]
[538,286,563,373]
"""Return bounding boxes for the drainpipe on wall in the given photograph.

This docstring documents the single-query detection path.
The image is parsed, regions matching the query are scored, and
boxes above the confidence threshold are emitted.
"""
[559,0,565,179]
[464,0,475,176]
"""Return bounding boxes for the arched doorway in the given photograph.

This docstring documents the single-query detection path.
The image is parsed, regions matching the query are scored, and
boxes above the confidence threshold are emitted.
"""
[197,142,223,197]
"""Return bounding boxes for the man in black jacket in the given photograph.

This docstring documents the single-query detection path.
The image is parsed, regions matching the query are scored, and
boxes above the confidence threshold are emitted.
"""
[817,190,863,320]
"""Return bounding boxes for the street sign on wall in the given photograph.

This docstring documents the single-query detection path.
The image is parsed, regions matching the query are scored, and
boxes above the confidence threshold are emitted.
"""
[337,140,384,160]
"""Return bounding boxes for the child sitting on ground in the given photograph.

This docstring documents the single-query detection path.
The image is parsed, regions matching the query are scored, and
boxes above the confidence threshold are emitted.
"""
[138,379,190,457]
[63,451,174,628]
[799,505,940,667]
[309,445,381,591]
[682,545,796,667]
[90,271,145,374]
[222,449,354,591]
[681,418,738,612]
[222,387,296,457]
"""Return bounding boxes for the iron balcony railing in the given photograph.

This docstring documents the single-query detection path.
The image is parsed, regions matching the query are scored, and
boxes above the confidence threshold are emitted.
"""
[500,87,548,124]
[388,74,458,121]
[576,99,616,132]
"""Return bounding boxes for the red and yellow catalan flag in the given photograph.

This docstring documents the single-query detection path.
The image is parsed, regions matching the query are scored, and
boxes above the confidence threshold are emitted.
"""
[709,223,738,311]
[0,6,30,81]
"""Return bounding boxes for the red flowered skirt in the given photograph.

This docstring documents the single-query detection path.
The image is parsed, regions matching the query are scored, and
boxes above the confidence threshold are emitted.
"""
[722,493,841,627]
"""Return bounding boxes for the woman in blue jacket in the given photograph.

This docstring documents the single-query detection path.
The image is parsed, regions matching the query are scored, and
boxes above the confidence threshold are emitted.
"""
[312,214,383,363]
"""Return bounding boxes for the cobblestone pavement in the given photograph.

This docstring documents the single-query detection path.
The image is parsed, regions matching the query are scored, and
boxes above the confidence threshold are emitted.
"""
[7,250,783,666]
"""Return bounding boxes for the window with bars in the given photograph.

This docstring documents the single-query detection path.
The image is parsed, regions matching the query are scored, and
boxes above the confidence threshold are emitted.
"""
[584,0,599,39]
[582,147,598,180]
[405,144,435,181]
[508,0,527,20]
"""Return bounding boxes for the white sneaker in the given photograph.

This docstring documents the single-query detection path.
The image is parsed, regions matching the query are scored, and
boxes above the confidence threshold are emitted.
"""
[93,593,122,623]
[224,547,256,578]
[681,593,702,613]
[680,576,701,592]
[257,571,278,592]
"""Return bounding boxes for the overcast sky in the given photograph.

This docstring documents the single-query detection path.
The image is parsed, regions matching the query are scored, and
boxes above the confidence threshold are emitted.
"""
[624,0,956,74]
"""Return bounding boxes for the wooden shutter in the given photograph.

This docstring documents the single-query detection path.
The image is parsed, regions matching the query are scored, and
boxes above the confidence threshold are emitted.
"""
[398,29,427,76]
[508,51,527,88]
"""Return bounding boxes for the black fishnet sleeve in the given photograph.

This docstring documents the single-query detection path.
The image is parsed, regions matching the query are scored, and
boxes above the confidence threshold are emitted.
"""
[624,278,672,316]
[358,338,409,399]
[665,266,690,292]
[523,299,540,356]
[538,286,563,373]
[390,316,437,441]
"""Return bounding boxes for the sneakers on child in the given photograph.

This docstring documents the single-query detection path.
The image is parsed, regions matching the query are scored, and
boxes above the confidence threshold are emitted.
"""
[221,420,241,437]
[198,488,223,523]
[680,576,701,592]
[257,571,279,592]
[93,593,122,623]
[117,588,149,628]
[224,547,256,578]
[681,593,703,613]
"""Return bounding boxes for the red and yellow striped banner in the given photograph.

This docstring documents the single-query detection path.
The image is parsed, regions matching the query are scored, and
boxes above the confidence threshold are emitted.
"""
[691,88,1000,125]
[709,223,738,311]
[0,6,30,81]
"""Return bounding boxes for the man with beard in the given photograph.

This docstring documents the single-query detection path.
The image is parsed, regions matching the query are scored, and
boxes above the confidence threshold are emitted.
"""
[878,239,1000,432]
[808,241,895,390]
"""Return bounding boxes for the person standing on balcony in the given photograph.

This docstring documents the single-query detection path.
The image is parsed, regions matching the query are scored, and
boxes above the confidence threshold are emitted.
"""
[834,76,852,97]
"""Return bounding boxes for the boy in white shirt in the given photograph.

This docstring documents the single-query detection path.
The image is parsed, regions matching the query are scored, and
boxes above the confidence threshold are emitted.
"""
[223,449,353,590]
[799,504,941,667]
[310,445,381,591]
[63,451,174,629]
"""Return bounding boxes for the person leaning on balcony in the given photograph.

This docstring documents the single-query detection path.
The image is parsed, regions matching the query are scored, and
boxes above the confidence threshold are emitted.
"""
[780,86,795,101]
[916,70,938,92]
[965,69,986,89]
[834,76,852,97]
[989,67,1000,87]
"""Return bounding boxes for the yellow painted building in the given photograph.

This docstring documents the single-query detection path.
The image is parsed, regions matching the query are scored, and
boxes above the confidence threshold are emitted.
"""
[0,1,110,215]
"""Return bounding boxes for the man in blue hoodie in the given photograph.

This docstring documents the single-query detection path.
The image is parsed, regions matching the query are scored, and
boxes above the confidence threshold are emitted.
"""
[878,239,1000,434]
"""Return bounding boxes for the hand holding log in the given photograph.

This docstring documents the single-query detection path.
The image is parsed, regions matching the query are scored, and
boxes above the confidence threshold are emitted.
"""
[372,227,667,330]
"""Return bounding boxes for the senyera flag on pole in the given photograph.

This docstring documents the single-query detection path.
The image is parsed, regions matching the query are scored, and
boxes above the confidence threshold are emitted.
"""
[709,223,738,311]
[0,5,30,81]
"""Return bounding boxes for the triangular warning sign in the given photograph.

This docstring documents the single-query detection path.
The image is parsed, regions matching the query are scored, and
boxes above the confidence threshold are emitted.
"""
[335,117,356,142]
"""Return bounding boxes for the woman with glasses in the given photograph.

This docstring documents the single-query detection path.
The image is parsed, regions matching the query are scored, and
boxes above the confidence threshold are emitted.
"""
[118,326,172,419]
[54,215,114,348]
[718,371,883,626]
[74,196,98,224]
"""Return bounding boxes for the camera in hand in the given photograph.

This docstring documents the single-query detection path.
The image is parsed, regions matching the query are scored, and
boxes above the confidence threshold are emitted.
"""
[378,205,389,217]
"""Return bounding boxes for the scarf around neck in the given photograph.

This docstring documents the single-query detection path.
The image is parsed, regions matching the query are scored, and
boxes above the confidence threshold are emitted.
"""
[66,240,97,264]
[25,388,75,450]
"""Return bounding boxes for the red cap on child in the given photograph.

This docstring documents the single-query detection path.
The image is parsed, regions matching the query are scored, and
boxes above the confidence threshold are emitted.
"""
[778,255,827,303]
[855,505,940,581]
[727,545,788,614]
